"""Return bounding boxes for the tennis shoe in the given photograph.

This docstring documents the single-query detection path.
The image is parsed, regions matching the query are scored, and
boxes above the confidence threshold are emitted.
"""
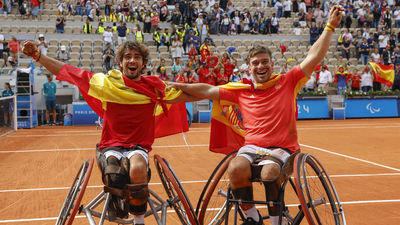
[241,211,264,225]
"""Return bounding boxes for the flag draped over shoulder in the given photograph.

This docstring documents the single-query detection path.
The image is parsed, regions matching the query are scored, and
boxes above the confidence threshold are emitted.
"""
[369,62,395,87]
[210,75,281,155]
[86,70,188,137]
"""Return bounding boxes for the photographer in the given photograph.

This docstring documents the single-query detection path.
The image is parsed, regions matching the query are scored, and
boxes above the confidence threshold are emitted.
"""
[102,43,115,71]
[56,16,66,33]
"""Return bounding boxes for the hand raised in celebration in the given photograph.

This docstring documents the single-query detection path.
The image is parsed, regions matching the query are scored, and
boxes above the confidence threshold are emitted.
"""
[327,5,345,28]
[22,41,39,58]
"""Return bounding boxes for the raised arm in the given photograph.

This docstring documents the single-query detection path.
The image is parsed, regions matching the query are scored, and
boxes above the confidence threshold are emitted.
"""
[167,82,220,101]
[300,5,344,78]
[23,41,65,75]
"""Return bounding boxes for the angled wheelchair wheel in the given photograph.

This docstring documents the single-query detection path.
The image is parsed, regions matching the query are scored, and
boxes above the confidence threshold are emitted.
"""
[294,153,346,225]
[196,151,237,225]
[55,158,94,225]
[154,154,199,225]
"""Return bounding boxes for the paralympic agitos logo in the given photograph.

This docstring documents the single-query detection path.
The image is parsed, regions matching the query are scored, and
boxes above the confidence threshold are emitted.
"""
[366,103,381,114]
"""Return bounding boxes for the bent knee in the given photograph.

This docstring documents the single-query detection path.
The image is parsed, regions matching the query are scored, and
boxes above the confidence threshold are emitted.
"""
[227,157,251,185]
[261,163,281,181]
[129,156,148,183]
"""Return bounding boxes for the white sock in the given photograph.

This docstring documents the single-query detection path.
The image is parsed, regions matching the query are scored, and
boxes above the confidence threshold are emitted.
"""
[134,214,145,224]
[244,206,259,222]
[270,216,279,225]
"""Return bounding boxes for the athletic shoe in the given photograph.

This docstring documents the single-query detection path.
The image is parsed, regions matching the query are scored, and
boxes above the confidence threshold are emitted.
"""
[241,211,264,225]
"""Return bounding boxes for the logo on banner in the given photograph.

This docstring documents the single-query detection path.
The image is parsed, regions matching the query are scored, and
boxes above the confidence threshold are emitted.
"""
[366,103,381,114]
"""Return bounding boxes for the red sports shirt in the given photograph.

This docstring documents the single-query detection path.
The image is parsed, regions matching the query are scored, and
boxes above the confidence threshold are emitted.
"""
[219,66,307,152]
[57,64,169,151]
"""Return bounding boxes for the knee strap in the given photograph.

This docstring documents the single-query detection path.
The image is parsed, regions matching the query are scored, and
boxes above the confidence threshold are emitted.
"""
[231,186,253,202]
[103,156,130,189]
[125,183,149,201]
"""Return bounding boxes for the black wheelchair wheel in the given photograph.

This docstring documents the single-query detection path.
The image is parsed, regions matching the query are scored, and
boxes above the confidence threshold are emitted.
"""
[196,151,237,225]
[294,153,346,225]
[55,158,94,225]
[154,154,199,225]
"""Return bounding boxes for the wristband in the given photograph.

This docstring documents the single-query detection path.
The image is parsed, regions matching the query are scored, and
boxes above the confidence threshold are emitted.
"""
[32,50,41,61]
[325,24,335,32]
[327,22,336,29]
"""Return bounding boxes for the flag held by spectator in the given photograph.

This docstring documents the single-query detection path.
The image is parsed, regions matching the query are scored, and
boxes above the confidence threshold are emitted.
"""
[369,62,395,87]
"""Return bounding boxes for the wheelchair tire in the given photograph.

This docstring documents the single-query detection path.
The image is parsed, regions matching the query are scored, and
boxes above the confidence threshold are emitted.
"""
[294,153,346,225]
[55,157,94,225]
[154,154,199,225]
[196,151,237,225]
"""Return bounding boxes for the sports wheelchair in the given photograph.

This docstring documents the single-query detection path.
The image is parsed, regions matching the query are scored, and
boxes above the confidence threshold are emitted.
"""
[55,153,198,225]
[153,151,347,225]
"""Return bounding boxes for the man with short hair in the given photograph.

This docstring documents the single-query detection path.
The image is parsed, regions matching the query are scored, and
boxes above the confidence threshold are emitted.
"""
[22,39,197,225]
[43,74,57,125]
[117,21,128,45]
[168,6,344,225]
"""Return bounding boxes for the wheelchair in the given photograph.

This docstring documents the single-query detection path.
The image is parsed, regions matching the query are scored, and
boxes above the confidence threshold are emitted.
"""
[55,153,197,225]
[194,151,347,225]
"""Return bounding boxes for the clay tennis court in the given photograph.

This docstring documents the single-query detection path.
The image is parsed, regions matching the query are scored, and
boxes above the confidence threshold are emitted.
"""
[0,118,400,225]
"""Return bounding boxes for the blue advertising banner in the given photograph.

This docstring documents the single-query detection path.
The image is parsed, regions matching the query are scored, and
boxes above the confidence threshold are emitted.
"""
[72,102,98,125]
[344,98,399,118]
[297,98,329,119]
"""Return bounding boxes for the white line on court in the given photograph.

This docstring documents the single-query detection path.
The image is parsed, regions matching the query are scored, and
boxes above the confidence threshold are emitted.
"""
[1,199,399,223]
[301,144,400,172]
[1,173,399,193]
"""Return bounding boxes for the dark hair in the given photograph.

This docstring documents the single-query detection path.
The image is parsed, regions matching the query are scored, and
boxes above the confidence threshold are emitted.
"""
[4,82,11,90]
[116,40,149,68]
[246,45,272,63]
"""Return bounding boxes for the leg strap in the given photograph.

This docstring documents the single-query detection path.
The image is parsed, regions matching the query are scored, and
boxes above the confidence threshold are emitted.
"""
[231,186,254,202]
[263,181,281,216]
[129,202,147,215]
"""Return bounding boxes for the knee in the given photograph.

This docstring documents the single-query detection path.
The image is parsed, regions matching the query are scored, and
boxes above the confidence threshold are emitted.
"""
[261,163,281,182]
[227,157,251,185]
[129,156,148,183]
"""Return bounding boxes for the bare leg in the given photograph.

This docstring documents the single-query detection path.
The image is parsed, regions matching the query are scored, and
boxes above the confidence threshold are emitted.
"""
[227,156,253,210]
[52,109,57,124]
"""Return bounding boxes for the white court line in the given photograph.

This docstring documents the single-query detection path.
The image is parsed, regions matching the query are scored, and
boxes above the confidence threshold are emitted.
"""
[0,144,209,153]
[301,144,400,172]
[1,173,399,193]
[1,199,399,223]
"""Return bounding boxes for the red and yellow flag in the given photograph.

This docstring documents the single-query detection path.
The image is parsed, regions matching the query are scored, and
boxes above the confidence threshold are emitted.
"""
[369,62,395,87]
[155,102,189,138]
[210,76,282,155]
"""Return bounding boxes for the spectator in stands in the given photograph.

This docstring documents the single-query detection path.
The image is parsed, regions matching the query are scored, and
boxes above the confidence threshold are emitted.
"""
[230,68,241,82]
[309,22,320,45]
[303,73,316,92]
[134,24,144,43]
[8,36,20,59]
[350,68,361,91]
[359,38,370,65]
[56,15,66,33]
[37,34,48,56]
[392,46,400,65]
[270,13,279,33]
[275,0,283,18]
[30,0,40,20]
[341,35,351,60]
[74,0,84,16]
[153,27,162,51]
[103,26,114,49]
[56,45,69,63]
[382,45,392,65]
[317,65,332,93]
[161,28,171,50]
[171,35,184,59]
[305,8,313,28]
[361,65,373,92]
[1,82,14,126]
[57,0,66,17]
[370,48,381,63]
[7,55,17,69]
[335,65,348,95]
[157,66,169,81]
[151,12,160,33]
[43,74,57,125]
[393,64,400,91]
[171,57,183,81]
[103,42,115,72]
[143,10,152,33]
[313,7,324,27]
[378,30,389,54]
[117,21,128,45]
[160,1,169,22]
[83,18,93,34]
[96,22,105,34]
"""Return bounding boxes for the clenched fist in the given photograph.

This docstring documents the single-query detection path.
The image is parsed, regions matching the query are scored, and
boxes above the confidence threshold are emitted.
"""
[23,41,39,59]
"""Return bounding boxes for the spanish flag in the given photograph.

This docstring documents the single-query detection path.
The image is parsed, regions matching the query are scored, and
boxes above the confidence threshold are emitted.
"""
[369,62,395,87]
[85,69,188,138]
[209,75,282,155]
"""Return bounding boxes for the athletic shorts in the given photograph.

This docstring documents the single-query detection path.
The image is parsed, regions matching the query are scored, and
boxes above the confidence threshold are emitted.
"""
[103,146,149,165]
[237,145,291,167]
[45,99,56,110]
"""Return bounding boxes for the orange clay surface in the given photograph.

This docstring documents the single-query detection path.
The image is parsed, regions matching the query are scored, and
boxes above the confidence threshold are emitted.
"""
[0,118,400,225]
